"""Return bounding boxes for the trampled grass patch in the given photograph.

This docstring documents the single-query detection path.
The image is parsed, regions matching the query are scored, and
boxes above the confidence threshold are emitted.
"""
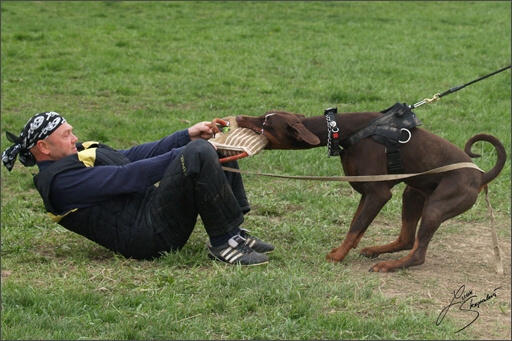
[2,2,510,340]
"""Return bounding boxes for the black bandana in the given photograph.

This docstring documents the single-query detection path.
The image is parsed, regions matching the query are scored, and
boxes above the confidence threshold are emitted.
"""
[2,112,67,171]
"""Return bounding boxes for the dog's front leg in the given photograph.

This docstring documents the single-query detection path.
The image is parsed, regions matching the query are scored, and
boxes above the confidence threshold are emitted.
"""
[360,186,425,258]
[326,185,392,263]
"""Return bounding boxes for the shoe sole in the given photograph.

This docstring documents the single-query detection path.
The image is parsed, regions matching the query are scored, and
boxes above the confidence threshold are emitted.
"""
[207,252,269,266]
[256,249,274,255]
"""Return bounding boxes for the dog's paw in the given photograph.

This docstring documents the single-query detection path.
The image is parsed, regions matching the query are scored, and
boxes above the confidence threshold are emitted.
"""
[325,251,346,263]
[369,261,400,273]
[325,253,340,263]
[359,248,379,259]
[370,254,425,272]
[326,245,351,263]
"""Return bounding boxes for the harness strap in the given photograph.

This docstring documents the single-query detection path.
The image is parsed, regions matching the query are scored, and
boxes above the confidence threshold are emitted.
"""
[340,125,403,149]
[386,148,403,174]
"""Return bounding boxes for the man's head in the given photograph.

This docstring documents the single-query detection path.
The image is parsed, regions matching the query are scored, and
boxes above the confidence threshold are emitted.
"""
[2,112,77,171]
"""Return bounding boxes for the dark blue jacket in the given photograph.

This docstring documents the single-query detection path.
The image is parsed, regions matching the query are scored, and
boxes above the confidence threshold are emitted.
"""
[33,130,191,259]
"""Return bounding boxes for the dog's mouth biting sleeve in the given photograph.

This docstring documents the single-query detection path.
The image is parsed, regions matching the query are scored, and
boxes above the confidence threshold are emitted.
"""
[209,116,268,157]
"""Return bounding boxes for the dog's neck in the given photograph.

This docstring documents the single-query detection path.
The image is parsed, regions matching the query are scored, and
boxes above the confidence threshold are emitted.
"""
[301,112,382,145]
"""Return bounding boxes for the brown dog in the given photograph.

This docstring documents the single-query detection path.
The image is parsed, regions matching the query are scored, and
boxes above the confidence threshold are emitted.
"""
[234,108,506,272]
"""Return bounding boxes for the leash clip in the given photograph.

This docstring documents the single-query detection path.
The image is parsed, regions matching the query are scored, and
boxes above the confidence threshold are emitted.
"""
[425,93,441,104]
[410,93,441,109]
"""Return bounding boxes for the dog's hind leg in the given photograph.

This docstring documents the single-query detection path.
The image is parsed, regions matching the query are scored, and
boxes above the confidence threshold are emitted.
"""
[326,184,392,263]
[360,186,425,258]
[368,175,479,272]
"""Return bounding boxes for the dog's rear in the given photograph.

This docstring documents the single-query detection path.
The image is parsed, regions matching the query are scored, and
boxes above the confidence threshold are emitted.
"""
[236,111,506,272]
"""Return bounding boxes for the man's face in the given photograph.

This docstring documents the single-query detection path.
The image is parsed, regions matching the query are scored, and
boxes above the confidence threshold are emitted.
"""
[43,122,79,160]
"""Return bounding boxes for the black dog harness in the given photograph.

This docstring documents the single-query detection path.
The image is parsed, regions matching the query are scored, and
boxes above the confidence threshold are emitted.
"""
[325,102,422,174]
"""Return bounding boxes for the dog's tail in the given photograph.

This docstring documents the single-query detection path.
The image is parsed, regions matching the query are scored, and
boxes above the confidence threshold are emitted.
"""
[464,134,507,188]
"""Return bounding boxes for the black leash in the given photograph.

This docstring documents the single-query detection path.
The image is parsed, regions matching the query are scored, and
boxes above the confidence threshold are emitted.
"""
[410,65,511,109]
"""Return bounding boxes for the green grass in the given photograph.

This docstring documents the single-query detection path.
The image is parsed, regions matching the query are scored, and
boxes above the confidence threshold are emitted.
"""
[1,1,510,340]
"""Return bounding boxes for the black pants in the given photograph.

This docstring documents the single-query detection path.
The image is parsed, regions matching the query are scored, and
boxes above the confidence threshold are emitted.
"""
[149,139,250,252]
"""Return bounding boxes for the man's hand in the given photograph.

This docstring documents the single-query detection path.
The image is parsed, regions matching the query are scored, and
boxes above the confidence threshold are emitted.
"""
[188,121,214,141]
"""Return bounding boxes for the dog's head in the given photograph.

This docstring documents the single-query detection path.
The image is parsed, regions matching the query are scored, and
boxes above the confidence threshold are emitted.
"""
[236,111,320,150]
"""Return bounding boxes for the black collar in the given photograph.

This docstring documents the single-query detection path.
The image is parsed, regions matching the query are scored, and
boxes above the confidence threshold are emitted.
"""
[324,107,341,157]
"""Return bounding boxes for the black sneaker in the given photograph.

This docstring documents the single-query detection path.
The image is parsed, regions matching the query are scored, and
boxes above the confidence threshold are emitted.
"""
[208,235,269,266]
[240,228,275,254]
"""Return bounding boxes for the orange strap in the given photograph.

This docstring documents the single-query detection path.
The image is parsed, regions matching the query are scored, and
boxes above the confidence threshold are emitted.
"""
[219,151,249,164]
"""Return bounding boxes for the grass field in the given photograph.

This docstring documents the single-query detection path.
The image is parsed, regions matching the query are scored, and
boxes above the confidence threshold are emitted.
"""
[1,2,510,340]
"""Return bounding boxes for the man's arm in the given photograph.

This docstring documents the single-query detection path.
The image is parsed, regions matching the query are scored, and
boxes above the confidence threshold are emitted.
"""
[120,121,214,161]
[50,149,183,213]
[120,129,190,161]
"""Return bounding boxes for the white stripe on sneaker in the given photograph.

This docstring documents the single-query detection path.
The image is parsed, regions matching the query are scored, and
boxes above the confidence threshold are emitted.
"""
[220,247,243,263]
[221,247,234,258]
[225,249,238,261]
[247,238,256,248]
[228,252,243,263]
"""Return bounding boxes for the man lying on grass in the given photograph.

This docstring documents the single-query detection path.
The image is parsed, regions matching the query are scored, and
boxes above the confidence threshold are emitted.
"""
[2,112,273,265]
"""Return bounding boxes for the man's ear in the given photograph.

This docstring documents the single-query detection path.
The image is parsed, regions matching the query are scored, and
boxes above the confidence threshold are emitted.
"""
[35,139,52,156]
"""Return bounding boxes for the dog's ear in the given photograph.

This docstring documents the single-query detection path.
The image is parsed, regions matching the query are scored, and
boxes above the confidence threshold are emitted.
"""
[289,122,320,146]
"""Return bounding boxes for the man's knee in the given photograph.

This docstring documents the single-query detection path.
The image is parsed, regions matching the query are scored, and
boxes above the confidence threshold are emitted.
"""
[181,139,219,175]
[186,139,215,153]
[184,139,219,162]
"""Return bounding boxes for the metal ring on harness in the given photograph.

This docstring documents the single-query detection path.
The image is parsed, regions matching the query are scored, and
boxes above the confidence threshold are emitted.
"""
[398,128,411,144]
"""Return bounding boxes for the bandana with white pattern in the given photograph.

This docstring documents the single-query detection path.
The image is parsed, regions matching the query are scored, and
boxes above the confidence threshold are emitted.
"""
[2,112,66,171]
